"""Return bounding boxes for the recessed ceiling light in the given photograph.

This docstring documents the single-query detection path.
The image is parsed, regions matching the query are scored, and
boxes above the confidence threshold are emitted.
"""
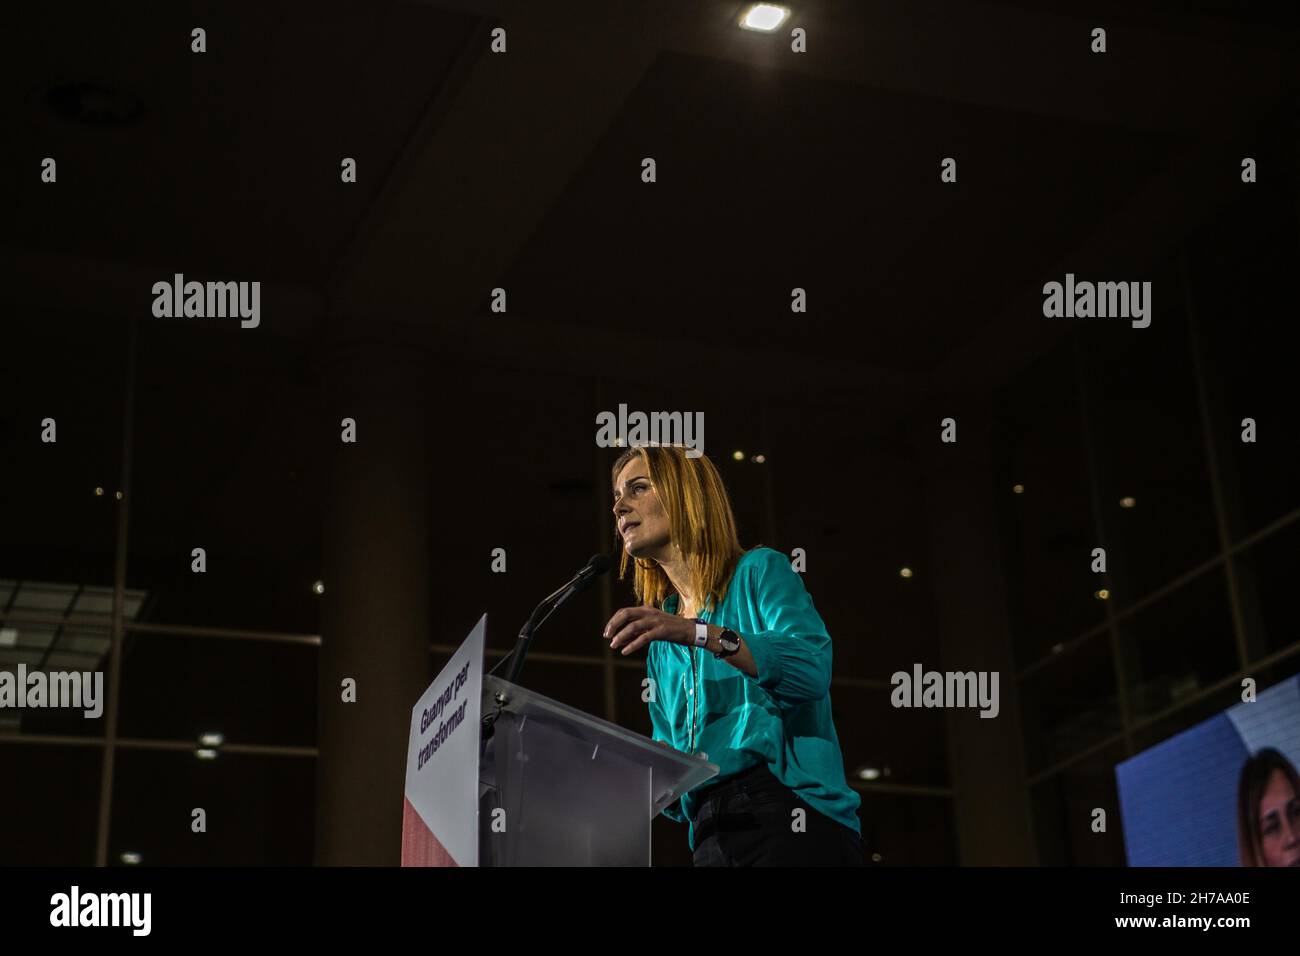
[1012,483,1025,494]
[1119,496,1136,508]
[199,732,224,747]
[740,3,790,32]
[312,580,325,595]
[899,567,913,579]
[120,851,142,865]
[195,748,218,760]
[732,450,745,461]
[857,766,881,780]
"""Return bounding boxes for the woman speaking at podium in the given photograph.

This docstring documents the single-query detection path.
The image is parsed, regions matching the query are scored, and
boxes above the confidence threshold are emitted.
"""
[605,445,864,866]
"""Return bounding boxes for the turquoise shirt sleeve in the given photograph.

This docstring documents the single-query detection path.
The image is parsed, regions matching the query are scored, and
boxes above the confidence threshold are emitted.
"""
[738,549,833,707]
[646,644,688,824]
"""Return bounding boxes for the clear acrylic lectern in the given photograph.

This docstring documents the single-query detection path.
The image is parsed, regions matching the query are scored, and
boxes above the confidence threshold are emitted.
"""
[478,674,718,866]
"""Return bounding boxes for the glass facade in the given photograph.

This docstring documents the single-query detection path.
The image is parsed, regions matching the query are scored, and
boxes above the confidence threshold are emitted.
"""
[998,183,1300,864]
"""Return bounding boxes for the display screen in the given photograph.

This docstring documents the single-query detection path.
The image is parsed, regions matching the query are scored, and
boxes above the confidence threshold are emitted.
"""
[1117,672,1300,867]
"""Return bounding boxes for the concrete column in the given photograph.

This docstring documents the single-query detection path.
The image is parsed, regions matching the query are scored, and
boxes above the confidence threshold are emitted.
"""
[316,341,431,865]
[911,395,1036,865]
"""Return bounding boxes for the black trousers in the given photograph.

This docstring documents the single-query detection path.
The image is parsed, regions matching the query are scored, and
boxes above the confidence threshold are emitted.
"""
[690,763,864,867]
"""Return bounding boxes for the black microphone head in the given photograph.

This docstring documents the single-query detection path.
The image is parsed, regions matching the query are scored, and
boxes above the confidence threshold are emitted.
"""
[562,553,614,601]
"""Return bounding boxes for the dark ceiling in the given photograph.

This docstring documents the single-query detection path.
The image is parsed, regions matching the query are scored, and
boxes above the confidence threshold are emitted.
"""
[10,0,1296,395]
[3,0,1299,868]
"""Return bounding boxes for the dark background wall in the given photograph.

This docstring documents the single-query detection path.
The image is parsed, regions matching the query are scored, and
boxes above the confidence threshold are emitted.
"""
[2,0,1298,867]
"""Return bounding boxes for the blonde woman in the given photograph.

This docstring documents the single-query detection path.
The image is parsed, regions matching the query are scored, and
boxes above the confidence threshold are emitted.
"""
[604,446,863,866]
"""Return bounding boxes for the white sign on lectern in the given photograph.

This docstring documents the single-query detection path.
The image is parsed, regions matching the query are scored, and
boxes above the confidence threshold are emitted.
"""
[401,615,485,867]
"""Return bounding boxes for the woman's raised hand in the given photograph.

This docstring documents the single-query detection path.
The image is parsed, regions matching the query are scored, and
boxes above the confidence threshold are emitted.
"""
[603,606,693,656]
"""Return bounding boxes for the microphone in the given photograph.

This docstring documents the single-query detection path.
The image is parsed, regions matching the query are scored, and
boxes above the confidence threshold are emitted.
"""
[491,553,614,684]
[543,552,614,605]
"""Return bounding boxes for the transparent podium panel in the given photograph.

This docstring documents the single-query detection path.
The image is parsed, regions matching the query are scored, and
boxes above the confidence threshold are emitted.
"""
[478,675,717,867]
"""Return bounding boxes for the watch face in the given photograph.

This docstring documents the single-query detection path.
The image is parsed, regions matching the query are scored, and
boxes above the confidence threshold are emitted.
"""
[720,629,740,651]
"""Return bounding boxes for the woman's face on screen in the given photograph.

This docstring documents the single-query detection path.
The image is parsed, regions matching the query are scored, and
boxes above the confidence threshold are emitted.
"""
[1257,769,1300,867]
[612,460,671,561]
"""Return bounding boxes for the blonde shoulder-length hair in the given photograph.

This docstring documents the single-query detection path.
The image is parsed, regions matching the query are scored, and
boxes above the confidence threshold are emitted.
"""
[610,446,744,613]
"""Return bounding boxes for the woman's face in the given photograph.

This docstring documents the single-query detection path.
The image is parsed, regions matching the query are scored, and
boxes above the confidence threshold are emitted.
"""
[612,459,672,562]
[1257,769,1300,867]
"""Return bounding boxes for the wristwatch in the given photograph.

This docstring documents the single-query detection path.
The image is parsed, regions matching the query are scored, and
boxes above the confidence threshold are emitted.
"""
[714,627,742,660]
